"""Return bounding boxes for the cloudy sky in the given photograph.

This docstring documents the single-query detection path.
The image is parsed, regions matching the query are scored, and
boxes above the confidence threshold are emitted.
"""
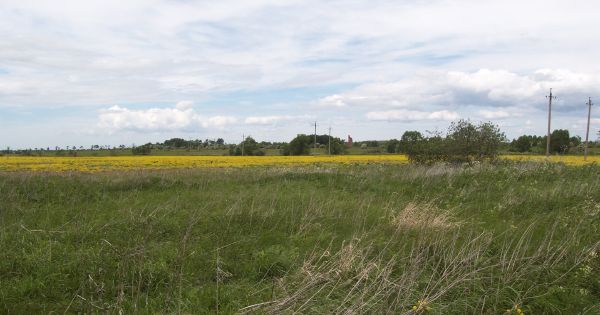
[1,0,600,148]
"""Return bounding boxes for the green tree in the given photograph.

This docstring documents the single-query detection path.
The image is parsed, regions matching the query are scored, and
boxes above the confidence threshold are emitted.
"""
[164,138,187,148]
[474,121,505,159]
[329,137,347,155]
[511,135,532,152]
[405,120,504,164]
[366,140,379,147]
[570,135,581,148]
[386,139,400,153]
[229,136,264,156]
[284,134,311,155]
[400,131,424,153]
[132,143,152,155]
[550,129,570,154]
[405,135,446,164]
[446,120,479,159]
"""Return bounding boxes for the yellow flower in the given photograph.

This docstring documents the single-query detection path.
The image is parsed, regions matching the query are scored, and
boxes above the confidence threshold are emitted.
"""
[0,155,409,172]
[3,154,598,172]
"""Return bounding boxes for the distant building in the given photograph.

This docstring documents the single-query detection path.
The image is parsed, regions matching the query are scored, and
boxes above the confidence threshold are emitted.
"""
[347,135,353,148]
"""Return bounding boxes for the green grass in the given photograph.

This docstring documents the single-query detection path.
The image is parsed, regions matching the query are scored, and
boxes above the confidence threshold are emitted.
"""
[1,162,599,314]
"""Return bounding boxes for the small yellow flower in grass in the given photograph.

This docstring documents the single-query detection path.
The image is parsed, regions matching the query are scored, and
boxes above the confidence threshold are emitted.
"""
[411,298,431,313]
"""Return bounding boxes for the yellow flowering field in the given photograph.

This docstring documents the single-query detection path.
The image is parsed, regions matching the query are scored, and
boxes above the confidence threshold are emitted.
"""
[503,155,600,166]
[0,154,597,172]
[0,155,409,172]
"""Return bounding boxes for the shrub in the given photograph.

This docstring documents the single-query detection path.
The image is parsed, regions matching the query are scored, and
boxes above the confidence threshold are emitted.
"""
[551,129,570,154]
[399,131,424,153]
[386,139,400,153]
[405,135,447,164]
[285,134,311,156]
[406,120,505,164]
[229,136,265,156]
[132,144,152,155]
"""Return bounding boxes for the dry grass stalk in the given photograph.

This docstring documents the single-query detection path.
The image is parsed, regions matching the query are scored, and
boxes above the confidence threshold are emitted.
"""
[391,202,457,231]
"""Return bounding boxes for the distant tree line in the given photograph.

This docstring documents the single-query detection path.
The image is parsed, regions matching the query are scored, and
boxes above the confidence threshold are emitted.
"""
[225,134,347,156]
[508,130,582,154]
[280,134,346,156]
[2,125,598,158]
[228,137,265,156]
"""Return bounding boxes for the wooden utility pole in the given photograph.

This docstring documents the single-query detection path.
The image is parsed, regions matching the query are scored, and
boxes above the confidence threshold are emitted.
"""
[328,126,331,155]
[585,97,593,161]
[314,121,317,152]
[546,88,556,156]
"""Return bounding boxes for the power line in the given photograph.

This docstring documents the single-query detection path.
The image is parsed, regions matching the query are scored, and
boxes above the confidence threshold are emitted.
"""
[545,88,556,157]
[585,97,593,161]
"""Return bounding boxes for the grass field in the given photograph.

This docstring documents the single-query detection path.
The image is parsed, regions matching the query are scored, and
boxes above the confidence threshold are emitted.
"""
[1,160,599,314]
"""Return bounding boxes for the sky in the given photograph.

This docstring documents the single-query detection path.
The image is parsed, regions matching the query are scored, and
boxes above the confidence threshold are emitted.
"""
[1,0,600,149]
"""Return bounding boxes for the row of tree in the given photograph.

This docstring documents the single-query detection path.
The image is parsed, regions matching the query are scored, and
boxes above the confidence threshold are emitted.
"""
[226,134,347,156]
[509,130,583,154]
[3,122,597,158]
[380,129,594,156]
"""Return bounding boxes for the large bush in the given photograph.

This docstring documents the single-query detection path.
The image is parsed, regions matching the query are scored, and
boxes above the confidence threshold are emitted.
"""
[132,143,152,155]
[282,134,311,156]
[406,120,505,164]
[550,129,570,154]
[282,134,346,155]
[229,136,265,156]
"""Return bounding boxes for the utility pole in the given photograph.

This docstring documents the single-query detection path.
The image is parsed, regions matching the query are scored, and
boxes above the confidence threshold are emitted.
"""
[314,121,317,152]
[241,134,244,156]
[546,88,556,157]
[585,97,593,161]
[328,126,332,155]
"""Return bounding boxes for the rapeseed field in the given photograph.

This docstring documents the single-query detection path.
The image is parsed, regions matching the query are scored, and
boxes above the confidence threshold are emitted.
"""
[0,155,408,172]
[0,154,597,172]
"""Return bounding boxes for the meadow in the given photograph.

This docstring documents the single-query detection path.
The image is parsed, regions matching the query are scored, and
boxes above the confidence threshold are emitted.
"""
[1,158,599,314]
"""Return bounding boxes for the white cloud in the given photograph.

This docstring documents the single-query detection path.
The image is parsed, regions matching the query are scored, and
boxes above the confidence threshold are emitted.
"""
[576,118,600,129]
[479,110,511,119]
[175,100,194,111]
[366,110,459,122]
[317,95,349,107]
[97,102,237,132]
[200,116,239,128]
[244,115,307,125]
[3,0,600,146]
[98,105,193,131]
[2,1,600,109]
[318,69,600,111]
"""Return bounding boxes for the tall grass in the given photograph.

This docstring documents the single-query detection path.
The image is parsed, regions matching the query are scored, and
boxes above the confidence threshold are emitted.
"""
[1,163,599,313]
